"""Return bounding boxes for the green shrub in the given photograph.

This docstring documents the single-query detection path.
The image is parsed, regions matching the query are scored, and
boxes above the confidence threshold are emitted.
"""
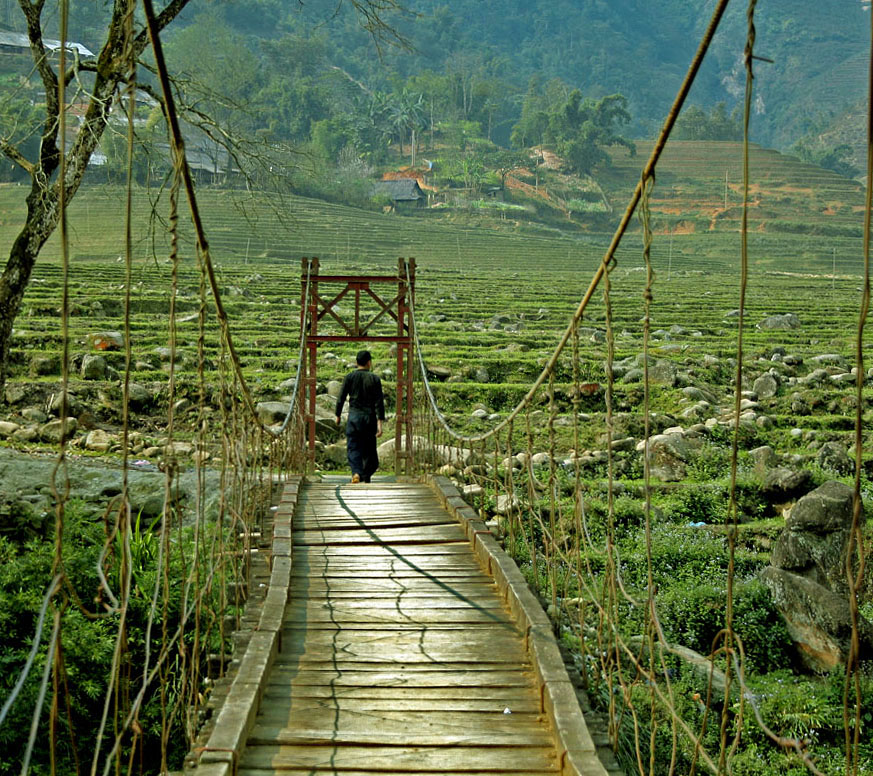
[0,502,231,775]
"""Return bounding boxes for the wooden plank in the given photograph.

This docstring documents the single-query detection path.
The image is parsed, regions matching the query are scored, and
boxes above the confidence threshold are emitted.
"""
[259,686,541,709]
[293,543,474,556]
[255,705,544,723]
[246,723,552,749]
[288,581,499,595]
[239,744,559,772]
[286,595,508,609]
[267,669,536,688]
[282,609,512,626]
[239,769,556,776]
[292,526,467,545]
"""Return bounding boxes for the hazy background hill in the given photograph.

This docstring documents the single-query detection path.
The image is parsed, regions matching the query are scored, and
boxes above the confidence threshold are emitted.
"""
[201,0,869,149]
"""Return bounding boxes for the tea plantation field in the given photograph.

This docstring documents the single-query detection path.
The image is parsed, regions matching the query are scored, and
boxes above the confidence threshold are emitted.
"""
[0,156,872,773]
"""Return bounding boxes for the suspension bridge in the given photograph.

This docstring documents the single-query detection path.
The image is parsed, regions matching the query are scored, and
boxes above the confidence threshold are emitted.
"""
[1,1,870,775]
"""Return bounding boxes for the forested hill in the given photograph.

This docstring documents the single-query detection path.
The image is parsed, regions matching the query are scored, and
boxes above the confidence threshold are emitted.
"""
[201,0,867,149]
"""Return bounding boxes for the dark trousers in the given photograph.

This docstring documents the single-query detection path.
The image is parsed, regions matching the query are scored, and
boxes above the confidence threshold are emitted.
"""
[346,408,379,482]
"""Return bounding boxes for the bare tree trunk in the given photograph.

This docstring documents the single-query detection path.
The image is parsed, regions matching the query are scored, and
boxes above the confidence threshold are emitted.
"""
[0,190,57,391]
[0,0,193,396]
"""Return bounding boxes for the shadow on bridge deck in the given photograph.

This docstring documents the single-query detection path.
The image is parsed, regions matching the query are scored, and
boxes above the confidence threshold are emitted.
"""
[196,480,605,776]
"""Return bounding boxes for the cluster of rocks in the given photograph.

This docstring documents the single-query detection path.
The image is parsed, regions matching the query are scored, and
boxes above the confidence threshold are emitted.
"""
[761,481,873,672]
[0,447,221,538]
[2,380,213,464]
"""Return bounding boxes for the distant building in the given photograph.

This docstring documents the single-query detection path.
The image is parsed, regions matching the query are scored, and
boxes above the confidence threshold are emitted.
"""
[372,178,425,207]
[0,31,94,58]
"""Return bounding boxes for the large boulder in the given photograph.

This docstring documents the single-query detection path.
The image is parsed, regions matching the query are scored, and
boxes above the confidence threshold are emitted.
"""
[761,466,813,501]
[645,433,694,482]
[758,313,800,331]
[771,481,855,593]
[761,567,873,672]
[816,442,854,475]
[39,418,78,443]
[256,401,292,425]
[753,373,779,399]
[81,354,107,380]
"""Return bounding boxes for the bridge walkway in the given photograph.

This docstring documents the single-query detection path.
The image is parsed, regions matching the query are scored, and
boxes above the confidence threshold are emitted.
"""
[226,479,603,775]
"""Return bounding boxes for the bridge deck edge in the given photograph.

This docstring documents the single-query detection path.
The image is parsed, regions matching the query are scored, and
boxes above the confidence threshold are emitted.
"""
[426,474,610,776]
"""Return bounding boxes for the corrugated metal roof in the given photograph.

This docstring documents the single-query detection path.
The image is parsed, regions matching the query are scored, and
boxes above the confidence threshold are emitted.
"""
[372,178,424,201]
[0,30,94,57]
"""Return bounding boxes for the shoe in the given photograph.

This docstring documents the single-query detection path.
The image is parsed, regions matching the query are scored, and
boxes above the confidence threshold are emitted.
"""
[351,474,361,484]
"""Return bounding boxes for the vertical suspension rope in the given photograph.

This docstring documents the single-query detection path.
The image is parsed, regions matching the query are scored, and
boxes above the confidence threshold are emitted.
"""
[845,3,873,774]
[721,3,756,771]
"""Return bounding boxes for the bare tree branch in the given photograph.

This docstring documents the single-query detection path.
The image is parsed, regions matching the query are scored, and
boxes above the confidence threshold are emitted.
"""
[0,138,36,173]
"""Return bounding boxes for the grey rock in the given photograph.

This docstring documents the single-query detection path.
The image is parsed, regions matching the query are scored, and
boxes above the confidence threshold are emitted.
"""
[13,425,39,442]
[758,313,800,331]
[623,368,643,383]
[85,429,115,452]
[530,452,552,468]
[649,360,677,386]
[784,480,854,537]
[426,365,452,381]
[5,384,28,404]
[750,445,778,469]
[30,355,58,376]
[326,380,343,399]
[771,481,855,595]
[471,366,490,383]
[256,401,292,425]
[81,354,107,380]
[682,386,717,404]
[753,373,779,399]
[761,567,873,672]
[127,383,152,408]
[817,442,854,475]
[800,368,829,386]
[88,331,124,351]
[646,433,693,482]
[39,418,78,443]
[809,353,848,369]
[322,443,348,467]
[471,408,489,419]
[21,408,48,424]
[610,437,636,453]
[276,377,297,393]
[761,467,813,500]
[0,421,20,438]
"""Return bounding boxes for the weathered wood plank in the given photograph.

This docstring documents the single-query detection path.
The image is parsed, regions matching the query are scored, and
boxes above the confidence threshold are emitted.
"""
[266,669,536,688]
[239,770,556,776]
[254,707,546,730]
[248,724,552,748]
[227,481,590,776]
[239,744,559,772]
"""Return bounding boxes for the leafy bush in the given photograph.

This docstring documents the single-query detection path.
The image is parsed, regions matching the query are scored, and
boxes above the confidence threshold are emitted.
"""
[0,502,231,775]
[657,578,793,673]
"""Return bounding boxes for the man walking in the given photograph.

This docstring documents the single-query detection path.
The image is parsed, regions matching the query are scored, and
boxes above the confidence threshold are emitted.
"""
[335,350,385,483]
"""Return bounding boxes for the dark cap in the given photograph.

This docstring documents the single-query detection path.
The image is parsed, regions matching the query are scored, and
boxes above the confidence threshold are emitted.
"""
[356,349,372,366]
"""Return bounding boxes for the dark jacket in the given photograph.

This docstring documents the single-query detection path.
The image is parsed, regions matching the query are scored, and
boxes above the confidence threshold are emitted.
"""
[335,369,385,420]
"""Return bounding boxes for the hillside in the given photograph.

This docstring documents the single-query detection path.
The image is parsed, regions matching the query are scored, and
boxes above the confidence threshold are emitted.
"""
[214,0,870,149]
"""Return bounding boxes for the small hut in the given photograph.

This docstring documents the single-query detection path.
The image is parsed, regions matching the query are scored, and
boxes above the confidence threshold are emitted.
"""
[372,178,425,208]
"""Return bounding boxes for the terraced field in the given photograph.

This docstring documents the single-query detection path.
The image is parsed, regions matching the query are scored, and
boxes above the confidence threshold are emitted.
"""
[0,175,868,462]
[1,155,872,775]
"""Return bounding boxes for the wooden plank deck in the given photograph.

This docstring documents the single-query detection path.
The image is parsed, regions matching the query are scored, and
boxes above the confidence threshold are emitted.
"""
[238,481,565,775]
